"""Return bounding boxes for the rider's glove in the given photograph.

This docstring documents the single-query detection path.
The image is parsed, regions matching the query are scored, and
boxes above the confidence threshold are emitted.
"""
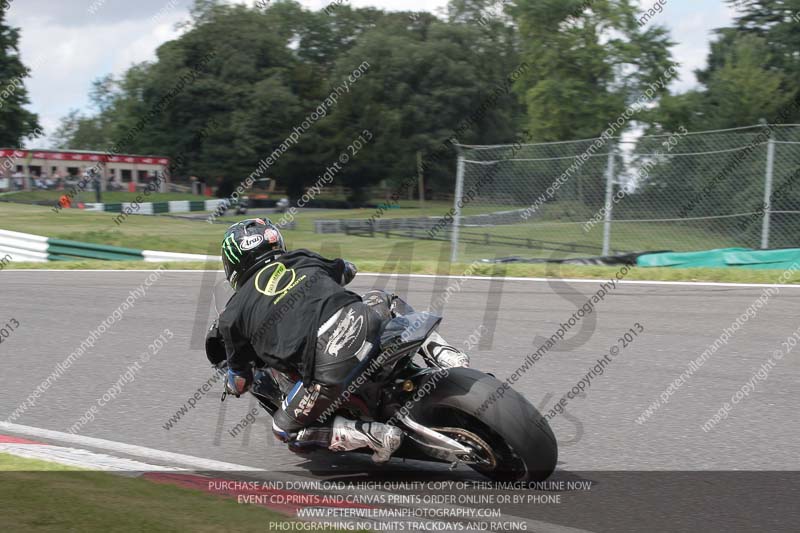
[225,368,253,397]
[342,261,357,285]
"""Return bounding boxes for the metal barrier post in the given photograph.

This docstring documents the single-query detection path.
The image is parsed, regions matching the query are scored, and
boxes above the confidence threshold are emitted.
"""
[450,152,465,263]
[602,145,616,256]
[761,135,775,249]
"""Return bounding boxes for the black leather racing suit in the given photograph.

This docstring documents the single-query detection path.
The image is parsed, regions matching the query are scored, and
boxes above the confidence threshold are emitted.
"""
[216,249,384,449]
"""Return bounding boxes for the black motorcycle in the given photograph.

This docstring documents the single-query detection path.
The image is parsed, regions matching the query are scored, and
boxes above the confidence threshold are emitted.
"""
[210,283,557,482]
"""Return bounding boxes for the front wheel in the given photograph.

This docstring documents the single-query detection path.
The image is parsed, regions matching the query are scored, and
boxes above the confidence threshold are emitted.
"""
[412,368,557,481]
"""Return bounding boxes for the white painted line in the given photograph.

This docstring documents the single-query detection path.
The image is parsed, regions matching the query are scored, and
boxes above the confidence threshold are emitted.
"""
[0,443,182,471]
[0,422,260,471]
[4,269,222,273]
[365,272,800,289]
[5,270,800,289]
[142,250,221,262]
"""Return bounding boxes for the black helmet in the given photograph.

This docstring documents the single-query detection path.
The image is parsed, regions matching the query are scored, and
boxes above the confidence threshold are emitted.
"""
[221,218,285,289]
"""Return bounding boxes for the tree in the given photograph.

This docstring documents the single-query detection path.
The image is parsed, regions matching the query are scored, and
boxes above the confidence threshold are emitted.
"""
[510,0,676,141]
[723,0,800,87]
[703,34,790,128]
[0,5,40,146]
[643,32,792,133]
[325,14,524,199]
[633,2,800,220]
[50,110,108,150]
[695,0,800,124]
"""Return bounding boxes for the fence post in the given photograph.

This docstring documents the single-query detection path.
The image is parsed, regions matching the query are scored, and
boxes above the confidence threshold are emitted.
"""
[761,134,775,249]
[601,145,616,256]
[450,151,465,263]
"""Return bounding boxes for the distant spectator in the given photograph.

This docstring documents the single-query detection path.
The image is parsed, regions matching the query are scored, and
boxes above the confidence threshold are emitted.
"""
[216,176,233,198]
[41,172,50,188]
[94,174,102,202]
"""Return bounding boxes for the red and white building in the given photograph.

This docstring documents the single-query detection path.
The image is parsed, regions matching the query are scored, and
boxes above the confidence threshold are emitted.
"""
[0,148,171,192]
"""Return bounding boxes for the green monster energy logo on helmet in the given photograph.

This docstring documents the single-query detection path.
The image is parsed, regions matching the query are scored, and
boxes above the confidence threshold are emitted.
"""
[222,233,242,264]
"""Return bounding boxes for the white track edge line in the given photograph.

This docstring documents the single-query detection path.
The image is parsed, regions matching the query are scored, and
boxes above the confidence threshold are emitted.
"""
[0,443,182,471]
[0,421,259,471]
[6,269,800,288]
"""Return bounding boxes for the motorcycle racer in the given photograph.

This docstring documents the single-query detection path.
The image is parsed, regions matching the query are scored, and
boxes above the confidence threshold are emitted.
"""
[211,218,469,462]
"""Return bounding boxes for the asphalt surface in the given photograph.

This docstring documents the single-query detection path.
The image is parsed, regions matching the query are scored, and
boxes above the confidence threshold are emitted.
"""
[2,270,799,531]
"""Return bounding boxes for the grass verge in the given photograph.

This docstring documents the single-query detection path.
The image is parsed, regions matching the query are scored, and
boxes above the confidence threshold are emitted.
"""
[0,453,349,532]
[2,204,798,284]
[0,453,83,471]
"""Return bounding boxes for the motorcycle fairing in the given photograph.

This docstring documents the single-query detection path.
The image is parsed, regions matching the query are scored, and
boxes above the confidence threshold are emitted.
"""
[378,312,442,365]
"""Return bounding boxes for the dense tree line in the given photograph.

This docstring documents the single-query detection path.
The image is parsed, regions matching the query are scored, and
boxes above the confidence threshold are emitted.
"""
[46,0,675,201]
[6,0,800,207]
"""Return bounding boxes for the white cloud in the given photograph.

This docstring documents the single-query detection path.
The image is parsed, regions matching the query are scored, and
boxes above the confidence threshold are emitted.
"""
[636,0,736,93]
[8,8,187,147]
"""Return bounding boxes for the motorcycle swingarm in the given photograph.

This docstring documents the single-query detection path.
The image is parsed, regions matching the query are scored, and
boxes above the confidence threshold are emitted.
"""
[395,414,479,465]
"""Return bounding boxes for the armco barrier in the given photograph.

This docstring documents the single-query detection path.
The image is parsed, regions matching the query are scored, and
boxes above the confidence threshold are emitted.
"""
[0,229,49,263]
[47,239,143,261]
[82,199,227,214]
[0,229,221,263]
[314,208,531,234]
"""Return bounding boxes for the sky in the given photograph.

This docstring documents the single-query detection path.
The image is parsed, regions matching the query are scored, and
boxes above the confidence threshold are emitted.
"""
[6,0,739,148]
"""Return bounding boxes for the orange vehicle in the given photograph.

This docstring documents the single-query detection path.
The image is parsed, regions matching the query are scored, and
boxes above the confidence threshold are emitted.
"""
[245,178,274,202]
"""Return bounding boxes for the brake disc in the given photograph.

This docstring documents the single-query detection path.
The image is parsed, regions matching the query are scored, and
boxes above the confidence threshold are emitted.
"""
[431,426,497,469]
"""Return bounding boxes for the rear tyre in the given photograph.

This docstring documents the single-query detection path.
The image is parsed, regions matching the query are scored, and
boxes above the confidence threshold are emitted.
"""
[412,368,557,481]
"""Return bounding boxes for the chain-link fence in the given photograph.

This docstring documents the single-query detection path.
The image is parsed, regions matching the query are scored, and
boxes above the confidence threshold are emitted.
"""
[447,124,800,262]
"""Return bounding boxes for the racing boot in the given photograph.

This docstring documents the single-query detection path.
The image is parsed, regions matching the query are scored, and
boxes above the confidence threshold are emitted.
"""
[329,416,403,463]
[420,331,470,368]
